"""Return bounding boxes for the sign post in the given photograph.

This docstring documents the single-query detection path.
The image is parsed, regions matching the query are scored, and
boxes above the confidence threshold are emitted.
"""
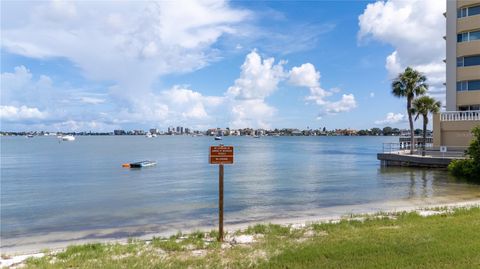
[440,146,447,158]
[209,145,234,242]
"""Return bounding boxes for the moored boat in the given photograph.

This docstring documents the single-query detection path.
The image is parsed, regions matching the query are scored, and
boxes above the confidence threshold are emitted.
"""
[61,135,75,141]
[122,160,156,168]
[214,136,222,140]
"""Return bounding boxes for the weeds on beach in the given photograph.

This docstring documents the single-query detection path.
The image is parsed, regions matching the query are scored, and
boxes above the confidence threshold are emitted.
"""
[16,206,480,269]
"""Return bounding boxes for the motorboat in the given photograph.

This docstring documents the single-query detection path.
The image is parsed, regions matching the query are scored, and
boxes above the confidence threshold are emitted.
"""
[122,160,156,168]
[214,136,222,140]
[61,135,75,141]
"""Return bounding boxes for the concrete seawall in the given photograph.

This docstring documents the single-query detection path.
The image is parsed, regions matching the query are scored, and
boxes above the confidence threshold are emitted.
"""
[377,153,462,168]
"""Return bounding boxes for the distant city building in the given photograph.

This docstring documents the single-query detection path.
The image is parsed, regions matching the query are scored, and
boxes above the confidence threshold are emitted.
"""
[133,130,145,135]
[114,129,126,135]
[149,128,159,135]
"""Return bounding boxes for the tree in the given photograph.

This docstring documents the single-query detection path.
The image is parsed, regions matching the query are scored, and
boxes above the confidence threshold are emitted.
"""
[371,128,382,136]
[383,126,393,136]
[392,67,428,154]
[411,96,441,156]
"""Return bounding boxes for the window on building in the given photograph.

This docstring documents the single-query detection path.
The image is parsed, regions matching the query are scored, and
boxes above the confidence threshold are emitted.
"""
[457,5,480,18]
[469,5,480,16]
[457,30,480,42]
[457,81,468,91]
[457,80,480,91]
[457,57,463,67]
[471,30,480,41]
[457,55,480,67]
[458,105,480,111]
[469,80,480,91]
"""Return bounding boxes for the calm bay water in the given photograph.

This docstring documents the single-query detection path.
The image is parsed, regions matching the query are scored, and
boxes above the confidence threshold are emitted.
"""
[1,136,480,250]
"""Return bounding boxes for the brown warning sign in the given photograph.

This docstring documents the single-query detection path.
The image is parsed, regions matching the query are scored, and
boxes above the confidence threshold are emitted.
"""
[209,145,234,164]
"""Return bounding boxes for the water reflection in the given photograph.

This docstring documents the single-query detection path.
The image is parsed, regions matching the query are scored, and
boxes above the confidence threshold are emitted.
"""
[377,166,478,200]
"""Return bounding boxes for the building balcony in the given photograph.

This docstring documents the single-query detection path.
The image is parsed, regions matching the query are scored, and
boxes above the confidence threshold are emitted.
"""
[457,91,480,107]
[440,110,480,121]
[457,65,480,81]
[457,15,480,33]
[457,0,480,9]
[457,40,480,57]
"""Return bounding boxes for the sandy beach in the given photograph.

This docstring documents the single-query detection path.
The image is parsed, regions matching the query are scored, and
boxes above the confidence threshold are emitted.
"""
[2,196,479,259]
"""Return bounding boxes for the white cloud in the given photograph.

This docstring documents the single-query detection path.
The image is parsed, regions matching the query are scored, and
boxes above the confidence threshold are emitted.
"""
[230,99,276,129]
[161,86,224,120]
[289,63,319,88]
[369,92,375,98]
[324,94,357,114]
[227,50,284,128]
[77,96,105,105]
[227,50,285,100]
[0,105,48,121]
[374,112,405,125]
[288,62,357,115]
[2,0,249,126]
[358,0,445,97]
[305,87,332,106]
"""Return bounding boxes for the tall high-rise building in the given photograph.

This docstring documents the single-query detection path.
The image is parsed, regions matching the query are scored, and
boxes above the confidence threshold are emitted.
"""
[433,0,480,147]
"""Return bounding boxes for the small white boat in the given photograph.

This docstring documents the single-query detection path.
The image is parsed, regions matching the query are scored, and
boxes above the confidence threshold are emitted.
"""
[123,160,156,168]
[61,135,75,141]
[146,133,153,138]
[214,136,222,140]
[26,134,34,138]
[253,135,260,138]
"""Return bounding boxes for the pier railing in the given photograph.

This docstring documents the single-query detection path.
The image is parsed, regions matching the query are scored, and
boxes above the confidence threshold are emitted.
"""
[382,143,468,158]
[440,110,480,121]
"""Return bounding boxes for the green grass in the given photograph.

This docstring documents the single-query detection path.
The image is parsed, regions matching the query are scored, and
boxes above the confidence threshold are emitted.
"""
[20,207,480,269]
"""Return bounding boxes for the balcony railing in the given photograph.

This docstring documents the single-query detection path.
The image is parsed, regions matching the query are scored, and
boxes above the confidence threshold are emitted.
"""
[440,110,480,121]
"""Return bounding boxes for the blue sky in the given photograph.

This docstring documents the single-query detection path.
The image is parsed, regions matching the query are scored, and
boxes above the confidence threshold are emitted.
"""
[0,0,445,132]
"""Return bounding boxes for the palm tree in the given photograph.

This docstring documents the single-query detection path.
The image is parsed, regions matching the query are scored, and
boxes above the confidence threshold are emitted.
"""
[412,96,441,156]
[392,67,428,154]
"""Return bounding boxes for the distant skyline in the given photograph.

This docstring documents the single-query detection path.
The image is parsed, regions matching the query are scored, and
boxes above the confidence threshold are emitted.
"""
[1,0,446,132]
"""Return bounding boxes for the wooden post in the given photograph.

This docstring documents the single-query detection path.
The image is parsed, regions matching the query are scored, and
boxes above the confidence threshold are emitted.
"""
[219,164,224,242]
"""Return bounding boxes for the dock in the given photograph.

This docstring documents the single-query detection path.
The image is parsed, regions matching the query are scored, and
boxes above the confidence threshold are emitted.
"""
[378,143,467,168]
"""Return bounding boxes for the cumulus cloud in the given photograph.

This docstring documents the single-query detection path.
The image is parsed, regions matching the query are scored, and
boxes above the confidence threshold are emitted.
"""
[227,50,285,128]
[288,62,357,115]
[324,94,357,114]
[2,0,249,128]
[374,112,405,125]
[289,63,319,88]
[227,50,285,100]
[0,105,48,121]
[358,0,445,99]
[161,86,224,121]
[230,99,276,129]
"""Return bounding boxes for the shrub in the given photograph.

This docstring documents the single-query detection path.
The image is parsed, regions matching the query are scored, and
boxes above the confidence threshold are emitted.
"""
[448,126,480,182]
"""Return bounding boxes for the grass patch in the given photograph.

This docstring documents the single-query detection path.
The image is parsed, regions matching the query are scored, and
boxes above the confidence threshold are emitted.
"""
[21,207,480,269]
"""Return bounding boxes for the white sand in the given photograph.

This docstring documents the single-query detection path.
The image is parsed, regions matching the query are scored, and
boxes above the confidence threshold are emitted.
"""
[1,197,479,267]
